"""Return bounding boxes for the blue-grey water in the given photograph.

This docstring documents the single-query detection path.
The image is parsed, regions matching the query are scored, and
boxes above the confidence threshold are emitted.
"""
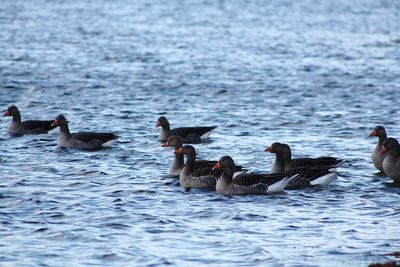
[1,0,400,266]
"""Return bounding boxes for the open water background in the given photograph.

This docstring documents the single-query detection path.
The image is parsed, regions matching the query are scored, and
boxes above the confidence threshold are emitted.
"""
[1,0,400,266]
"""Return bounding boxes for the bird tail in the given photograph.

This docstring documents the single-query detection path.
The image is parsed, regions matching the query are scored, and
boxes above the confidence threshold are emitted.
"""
[103,137,119,147]
[268,174,298,193]
[310,172,337,186]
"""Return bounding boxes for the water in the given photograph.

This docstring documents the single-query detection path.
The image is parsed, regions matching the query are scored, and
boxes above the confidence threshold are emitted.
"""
[1,0,400,266]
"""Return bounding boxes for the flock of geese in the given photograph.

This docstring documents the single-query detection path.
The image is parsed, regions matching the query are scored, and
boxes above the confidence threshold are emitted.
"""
[3,105,400,195]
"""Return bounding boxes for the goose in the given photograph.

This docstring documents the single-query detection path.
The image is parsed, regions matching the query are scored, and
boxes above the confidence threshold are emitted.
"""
[50,115,118,151]
[156,116,216,143]
[213,156,295,195]
[175,145,217,190]
[3,105,56,136]
[162,135,245,176]
[369,125,388,172]
[380,138,400,182]
[264,142,341,189]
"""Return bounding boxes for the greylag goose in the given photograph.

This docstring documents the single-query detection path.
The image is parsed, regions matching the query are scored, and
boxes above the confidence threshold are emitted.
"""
[369,125,388,172]
[380,138,400,182]
[162,135,245,176]
[175,145,217,190]
[3,105,56,136]
[213,156,295,195]
[264,142,341,189]
[156,116,216,143]
[51,115,119,151]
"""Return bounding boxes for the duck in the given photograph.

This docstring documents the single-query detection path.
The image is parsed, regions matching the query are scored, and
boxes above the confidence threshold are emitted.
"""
[264,142,341,189]
[174,145,217,190]
[50,115,119,151]
[156,116,216,143]
[162,135,245,176]
[380,138,400,182]
[3,105,56,136]
[212,156,295,195]
[369,125,388,172]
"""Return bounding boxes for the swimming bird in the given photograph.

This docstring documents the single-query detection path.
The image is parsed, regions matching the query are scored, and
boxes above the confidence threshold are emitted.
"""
[380,138,400,182]
[156,116,216,143]
[213,156,295,195]
[3,105,56,136]
[175,145,217,191]
[369,125,388,172]
[264,142,341,189]
[50,115,119,151]
[162,135,245,176]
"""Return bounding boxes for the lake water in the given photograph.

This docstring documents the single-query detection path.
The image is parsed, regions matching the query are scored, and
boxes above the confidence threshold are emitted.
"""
[1,0,400,266]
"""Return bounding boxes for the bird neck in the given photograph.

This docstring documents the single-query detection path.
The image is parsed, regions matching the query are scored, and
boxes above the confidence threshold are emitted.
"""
[160,124,171,141]
[59,123,71,137]
[173,152,184,169]
[221,167,234,183]
[275,150,291,171]
[378,133,387,145]
[162,121,171,132]
[182,152,196,175]
[12,112,21,124]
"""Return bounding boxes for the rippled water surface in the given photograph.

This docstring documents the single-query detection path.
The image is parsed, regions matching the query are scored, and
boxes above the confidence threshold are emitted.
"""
[1,0,400,266]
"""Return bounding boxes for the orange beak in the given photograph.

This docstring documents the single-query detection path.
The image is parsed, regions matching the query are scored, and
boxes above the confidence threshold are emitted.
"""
[161,141,169,147]
[264,146,272,152]
[50,120,59,127]
[175,147,183,154]
[3,111,10,117]
[212,162,222,171]
[379,146,386,155]
[369,129,377,137]
[156,121,161,128]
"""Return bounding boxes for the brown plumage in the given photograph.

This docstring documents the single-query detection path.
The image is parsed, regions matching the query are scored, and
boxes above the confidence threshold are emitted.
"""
[162,135,245,176]
[3,105,56,136]
[262,142,341,189]
[156,116,216,143]
[51,115,119,151]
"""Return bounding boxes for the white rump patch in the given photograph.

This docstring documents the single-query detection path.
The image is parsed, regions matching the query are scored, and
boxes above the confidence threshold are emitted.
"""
[200,131,213,140]
[268,174,298,193]
[310,172,337,186]
[103,138,118,147]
